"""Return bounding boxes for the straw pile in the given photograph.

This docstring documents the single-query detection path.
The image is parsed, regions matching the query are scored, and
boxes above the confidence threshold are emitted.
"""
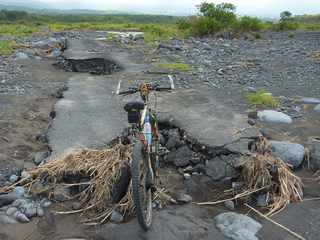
[24,143,135,223]
[242,137,303,216]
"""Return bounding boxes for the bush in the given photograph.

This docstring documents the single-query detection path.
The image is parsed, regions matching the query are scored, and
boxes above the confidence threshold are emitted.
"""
[246,90,279,108]
[236,16,264,32]
[190,16,223,36]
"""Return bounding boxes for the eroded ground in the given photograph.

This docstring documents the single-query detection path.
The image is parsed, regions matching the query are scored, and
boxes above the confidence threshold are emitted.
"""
[0,30,320,240]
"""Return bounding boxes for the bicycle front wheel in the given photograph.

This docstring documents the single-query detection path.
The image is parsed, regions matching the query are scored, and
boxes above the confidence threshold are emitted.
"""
[132,141,153,231]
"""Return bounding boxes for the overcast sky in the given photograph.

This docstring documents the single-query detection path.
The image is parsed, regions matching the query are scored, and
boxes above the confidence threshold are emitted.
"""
[37,0,320,17]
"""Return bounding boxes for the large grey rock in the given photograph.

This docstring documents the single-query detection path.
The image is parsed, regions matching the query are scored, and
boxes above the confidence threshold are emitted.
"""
[257,110,292,124]
[270,141,305,168]
[314,104,320,112]
[215,212,262,240]
[301,97,320,104]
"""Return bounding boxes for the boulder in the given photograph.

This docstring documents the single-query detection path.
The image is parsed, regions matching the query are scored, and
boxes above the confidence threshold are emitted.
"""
[309,140,320,170]
[301,97,320,104]
[314,104,320,112]
[215,212,262,240]
[257,110,292,124]
[15,52,29,60]
[270,141,305,168]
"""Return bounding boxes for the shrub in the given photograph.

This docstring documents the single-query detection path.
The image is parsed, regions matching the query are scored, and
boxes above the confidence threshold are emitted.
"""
[0,40,17,55]
[246,90,279,108]
[273,21,299,31]
[190,16,223,36]
[236,16,264,32]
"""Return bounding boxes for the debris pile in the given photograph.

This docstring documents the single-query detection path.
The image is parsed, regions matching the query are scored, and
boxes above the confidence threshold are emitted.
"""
[243,137,303,215]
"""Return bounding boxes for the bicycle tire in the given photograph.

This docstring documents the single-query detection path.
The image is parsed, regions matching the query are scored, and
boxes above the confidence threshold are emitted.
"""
[132,141,152,231]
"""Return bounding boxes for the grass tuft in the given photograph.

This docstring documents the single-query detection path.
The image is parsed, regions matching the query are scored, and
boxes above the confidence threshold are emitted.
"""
[156,62,191,72]
[246,90,279,108]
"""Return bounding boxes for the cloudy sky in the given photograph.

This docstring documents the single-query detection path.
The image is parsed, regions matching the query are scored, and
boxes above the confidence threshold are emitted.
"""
[37,0,320,17]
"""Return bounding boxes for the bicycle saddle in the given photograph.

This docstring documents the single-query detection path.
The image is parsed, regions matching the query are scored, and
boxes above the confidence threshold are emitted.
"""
[124,101,145,112]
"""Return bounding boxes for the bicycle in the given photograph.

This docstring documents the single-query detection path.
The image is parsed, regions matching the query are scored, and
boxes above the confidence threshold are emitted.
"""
[116,75,174,231]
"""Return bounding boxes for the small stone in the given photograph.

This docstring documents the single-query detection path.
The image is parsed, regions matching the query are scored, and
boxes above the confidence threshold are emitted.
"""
[258,110,292,124]
[13,211,30,223]
[12,199,28,208]
[255,194,269,207]
[40,199,52,208]
[72,202,82,210]
[24,203,37,218]
[224,200,235,210]
[110,210,124,223]
[247,119,256,126]
[6,207,18,216]
[176,193,192,204]
[9,175,18,183]
[36,206,44,217]
[13,187,25,198]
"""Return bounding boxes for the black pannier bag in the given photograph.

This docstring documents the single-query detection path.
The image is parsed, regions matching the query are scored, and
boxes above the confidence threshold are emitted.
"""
[124,101,145,124]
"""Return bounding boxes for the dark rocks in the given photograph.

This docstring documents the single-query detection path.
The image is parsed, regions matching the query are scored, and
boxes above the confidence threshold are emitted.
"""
[270,141,305,168]
[215,212,262,240]
[165,129,184,150]
[205,156,236,181]
[257,110,292,124]
[165,146,193,167]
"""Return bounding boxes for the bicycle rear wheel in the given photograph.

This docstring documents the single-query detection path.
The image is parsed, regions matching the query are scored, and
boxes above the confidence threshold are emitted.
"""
[132,141,153,231]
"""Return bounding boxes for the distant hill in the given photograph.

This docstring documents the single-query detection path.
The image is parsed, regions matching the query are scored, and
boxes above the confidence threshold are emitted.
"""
[0,2,133,15]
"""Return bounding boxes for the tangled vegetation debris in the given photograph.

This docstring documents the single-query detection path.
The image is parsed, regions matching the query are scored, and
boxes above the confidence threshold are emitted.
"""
[198,137,303,216]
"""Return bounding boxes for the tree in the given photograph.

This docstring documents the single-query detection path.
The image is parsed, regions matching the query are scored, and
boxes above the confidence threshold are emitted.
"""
[198,2,236,27]
[280,11,293,21]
